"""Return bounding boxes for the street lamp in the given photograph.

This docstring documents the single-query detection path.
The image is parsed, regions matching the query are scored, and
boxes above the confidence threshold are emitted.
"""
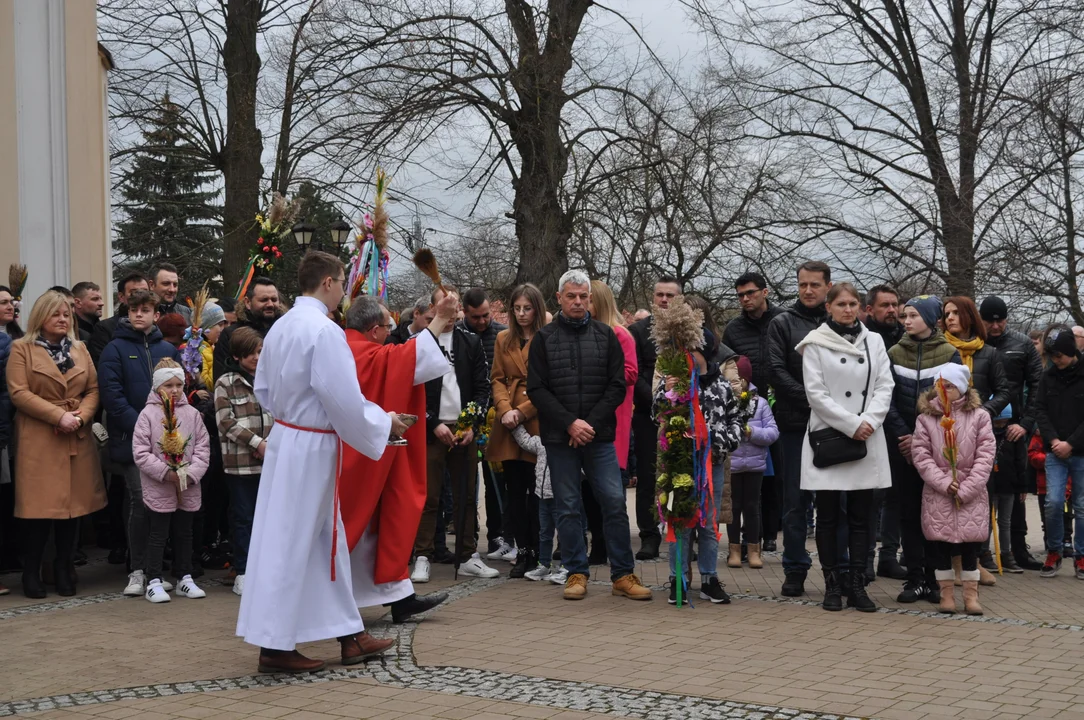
[292,219,316,252]
[329,217,353,252]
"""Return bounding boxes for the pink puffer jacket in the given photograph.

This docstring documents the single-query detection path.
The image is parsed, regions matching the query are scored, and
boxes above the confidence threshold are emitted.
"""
[133,391,210,513]
[912,388,993,544]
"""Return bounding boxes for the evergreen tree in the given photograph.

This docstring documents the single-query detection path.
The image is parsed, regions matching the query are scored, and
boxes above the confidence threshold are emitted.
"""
[114,95,222,296]
[271,182,351,299]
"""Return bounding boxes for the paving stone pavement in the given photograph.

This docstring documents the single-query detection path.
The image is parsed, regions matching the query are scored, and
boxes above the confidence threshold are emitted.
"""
[0,492,1082,720]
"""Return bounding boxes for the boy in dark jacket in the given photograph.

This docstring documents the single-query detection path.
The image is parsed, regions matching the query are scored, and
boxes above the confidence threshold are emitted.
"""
[98,289,182,597]
[1032,328,1084,579]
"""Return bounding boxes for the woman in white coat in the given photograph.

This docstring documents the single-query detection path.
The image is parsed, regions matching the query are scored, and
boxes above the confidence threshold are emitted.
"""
[797,283,895,613]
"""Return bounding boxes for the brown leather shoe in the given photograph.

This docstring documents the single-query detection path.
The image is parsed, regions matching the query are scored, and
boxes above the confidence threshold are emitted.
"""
[257,649,326,674]
[563,573,588,600]
[340,632,395,665]
[612,573,652,600]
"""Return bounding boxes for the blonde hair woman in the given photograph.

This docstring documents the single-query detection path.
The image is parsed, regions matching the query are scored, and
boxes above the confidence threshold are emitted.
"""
[7,290,105,598]
[589,280,638,470]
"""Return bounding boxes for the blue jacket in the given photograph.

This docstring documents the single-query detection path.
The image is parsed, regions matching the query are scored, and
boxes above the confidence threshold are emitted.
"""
[0,333,11,450]
[98,320,182,463]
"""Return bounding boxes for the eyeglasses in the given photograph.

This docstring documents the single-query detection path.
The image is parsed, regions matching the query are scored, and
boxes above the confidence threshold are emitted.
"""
[736,289,763,299]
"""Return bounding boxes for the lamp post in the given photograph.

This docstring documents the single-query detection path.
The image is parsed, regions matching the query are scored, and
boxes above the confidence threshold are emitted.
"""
[291,219,316,253]
[330,217,352,253]
[293,217,354,254]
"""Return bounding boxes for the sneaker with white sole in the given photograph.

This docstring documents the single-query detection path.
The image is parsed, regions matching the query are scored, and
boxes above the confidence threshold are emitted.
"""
[459,555,500,578]
[233,574,245,596]
[486,541,517,563]
[546,567,569,585]
[145,579,171,603]
[161,580,174,592]
[411,557,431,583]
[525,563,551,581]
[123,570,146,597]
[177,575,206,599]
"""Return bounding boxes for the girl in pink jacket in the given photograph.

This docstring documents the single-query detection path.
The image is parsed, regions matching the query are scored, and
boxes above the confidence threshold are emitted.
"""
[133,359,211,603]
[911,364,995,616]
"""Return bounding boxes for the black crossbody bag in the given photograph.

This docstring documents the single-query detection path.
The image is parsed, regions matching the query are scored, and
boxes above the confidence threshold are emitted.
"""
[807,340,873,469]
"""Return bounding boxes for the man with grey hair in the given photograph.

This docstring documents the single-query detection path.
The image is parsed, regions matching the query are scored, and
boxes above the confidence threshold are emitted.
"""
[388,295,434,345]
[527,270,652,602]
[339,292,458,623]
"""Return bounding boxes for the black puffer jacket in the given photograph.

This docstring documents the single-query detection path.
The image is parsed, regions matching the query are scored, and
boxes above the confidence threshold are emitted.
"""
[1034,359,1084,455]
[864,317,904,350]
[628,315,657,417]
[952,342,1011,419]
[723,304,785,398]
[986,329,1044,431]
[527,313,627,445]
[766,301,826,431]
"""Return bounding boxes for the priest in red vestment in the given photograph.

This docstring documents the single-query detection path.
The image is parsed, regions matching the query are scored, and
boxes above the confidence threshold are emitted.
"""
[340,292,456,623]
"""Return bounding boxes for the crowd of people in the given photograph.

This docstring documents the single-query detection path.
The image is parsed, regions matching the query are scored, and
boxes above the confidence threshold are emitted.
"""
[0,254,1082,670]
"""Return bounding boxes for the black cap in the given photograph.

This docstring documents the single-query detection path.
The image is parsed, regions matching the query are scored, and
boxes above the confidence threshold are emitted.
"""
[1050,328,1080,358]
[979,296,1008,322]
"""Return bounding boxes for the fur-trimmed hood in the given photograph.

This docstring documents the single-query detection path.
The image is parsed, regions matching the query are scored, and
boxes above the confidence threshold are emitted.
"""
[918,386,983,416]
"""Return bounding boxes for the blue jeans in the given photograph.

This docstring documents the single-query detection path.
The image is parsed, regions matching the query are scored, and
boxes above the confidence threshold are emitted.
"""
[779,430,812,575]
[668,462,725,582]
[539,498,557,567]
[1043,455,1084,557]
[226,473,260,574]
[546,441,635,579]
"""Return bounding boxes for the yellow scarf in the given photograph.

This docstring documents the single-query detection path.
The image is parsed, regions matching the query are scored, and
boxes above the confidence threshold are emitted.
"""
[944,332,984,376]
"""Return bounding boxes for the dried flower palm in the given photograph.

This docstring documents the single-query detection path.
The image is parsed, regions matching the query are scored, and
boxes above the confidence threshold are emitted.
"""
[651,296,704,352]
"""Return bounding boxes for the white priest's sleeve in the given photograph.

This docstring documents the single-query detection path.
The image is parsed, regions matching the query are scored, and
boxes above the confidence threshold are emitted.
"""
[413,330,450,386]
[311,324,392,461]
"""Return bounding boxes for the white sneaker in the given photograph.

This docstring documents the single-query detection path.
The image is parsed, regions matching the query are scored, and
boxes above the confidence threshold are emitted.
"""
[123,570,145,597]
[145,579,170,603]
[161,580,174,592]
[411,557,431,584]
[233,574,245,597]
[546,567,569,585]
[176,575,206,599]
[525,563,551,581]
[486,540,516,562]
[459,554,500,579]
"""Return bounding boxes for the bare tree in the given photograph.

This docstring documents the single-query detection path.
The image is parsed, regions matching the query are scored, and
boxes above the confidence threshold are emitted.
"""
[683,0,1080,296]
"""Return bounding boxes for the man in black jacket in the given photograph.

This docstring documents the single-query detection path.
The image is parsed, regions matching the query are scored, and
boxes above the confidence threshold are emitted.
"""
[981,296,1046,570]
[72,281,104,343]
[627,275,682,560]
[151,263,192,323]
[410,288,499,582]
[724,272,786,552]
[213,278,283,383]
[528,270,651,602]
[388,295,432,346]
[89,272,150,366]
[863,284,908,580]
[768,260,831,597]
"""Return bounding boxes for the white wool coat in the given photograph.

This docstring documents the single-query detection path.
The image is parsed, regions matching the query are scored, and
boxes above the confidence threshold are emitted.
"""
[797,323,895,491]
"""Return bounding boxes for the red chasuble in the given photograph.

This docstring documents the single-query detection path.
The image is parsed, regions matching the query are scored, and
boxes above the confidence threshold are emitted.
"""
[340,329,428,584]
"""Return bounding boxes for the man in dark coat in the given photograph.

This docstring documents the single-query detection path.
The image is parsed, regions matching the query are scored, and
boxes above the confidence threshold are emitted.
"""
[723,271,785,551]
[627,275,682,560]
[457,288,509,553]
[528,270,651,602]
[767,261,831,598]
[72,282,104,343]
[213,278,282,383]
[981,296,1046,571]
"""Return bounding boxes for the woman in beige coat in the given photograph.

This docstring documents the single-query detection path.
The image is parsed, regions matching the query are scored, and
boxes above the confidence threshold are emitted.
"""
[486,284,545,574]
[7,290,105,598]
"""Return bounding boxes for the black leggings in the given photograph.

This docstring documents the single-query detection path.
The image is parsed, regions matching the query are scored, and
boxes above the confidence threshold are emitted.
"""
[145,509,195,581]
[22,517,79,578]
[814,489,874,573]
[727,472,763,545]
[503,460,539,554]
[931,541,979,572]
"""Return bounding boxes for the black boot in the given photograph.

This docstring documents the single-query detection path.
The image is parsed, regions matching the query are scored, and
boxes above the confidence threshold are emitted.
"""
[847,570,876,612]
[635,535,660,561]
[781,571,806,597]
[979,550,998,572]
[822,569,842,611]
[21,570,45,599]
[390,592,449,624]
[877,555,908,580]
[509,551,532,579]
[53,559,76,597]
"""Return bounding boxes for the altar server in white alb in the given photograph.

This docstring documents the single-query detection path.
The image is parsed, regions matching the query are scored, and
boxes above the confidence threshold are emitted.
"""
[236,251,407,674]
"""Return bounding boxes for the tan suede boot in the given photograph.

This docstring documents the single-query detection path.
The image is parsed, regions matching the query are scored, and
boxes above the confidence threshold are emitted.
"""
[962,580,983,616]
[747,543,764,569]
[727,544,743,568]
[952,555,962,587]
[978,566,997,587]
[937,579,956,614]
